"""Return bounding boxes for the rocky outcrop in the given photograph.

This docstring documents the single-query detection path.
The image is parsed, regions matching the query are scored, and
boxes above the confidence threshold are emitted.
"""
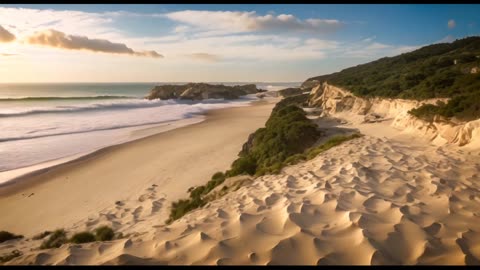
[277,87,308,97]
[146,83,262,101]
[308,82,480,147]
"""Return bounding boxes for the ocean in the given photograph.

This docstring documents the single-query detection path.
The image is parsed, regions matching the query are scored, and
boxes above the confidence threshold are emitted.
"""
[0,82,300,184]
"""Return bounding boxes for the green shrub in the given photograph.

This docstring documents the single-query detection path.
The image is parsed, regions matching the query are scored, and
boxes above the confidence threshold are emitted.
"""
[69,232,96,244]
[409,92,480,121]
[211,171,225,180]
[0,231,23,243]
[284,153,307,165]
[0,250,22,263]
[94,226,115,241]
[40,229,67,249]
[166,198,206,224]
[304,36,480,120]
[32,231,52,240]
[228,105,320,177]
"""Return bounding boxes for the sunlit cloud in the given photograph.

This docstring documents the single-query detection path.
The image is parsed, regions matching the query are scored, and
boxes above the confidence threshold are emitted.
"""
[26,29,163,58]
[362,36,376,42]
[187,53,221,62]
[0,25,15,42]
[165,10,342,34]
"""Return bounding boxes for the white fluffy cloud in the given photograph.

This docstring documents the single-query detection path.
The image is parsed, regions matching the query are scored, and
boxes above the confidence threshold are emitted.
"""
[165,10,342,34]
[0,5,423,73]
[0,7,122,39]
[26,29,163,58]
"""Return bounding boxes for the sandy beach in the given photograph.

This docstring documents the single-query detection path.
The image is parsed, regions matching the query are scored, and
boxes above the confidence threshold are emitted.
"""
[3,105,480,265]
[0,98,278,237]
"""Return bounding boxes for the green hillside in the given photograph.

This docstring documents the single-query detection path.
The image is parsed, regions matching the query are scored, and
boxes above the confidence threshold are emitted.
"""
[304,36,480,121]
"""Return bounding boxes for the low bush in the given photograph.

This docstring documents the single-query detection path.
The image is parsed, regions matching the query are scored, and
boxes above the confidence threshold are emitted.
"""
[69,232,96,244]
[0,250,22,263]
[32,231,52,240]
[409,92,480,121]
[40,229,67,249]
[94,226,114,241]
[0,231,23,243]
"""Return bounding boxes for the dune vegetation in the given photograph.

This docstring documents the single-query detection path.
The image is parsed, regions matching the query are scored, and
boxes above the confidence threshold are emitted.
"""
[304,36,480,121]
[167,95,362,223]
[0,231,23,244]
[39,226,116,249]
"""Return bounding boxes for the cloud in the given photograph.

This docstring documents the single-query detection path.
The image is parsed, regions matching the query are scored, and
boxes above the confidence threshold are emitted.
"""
[365,42,392,50]
[337,38,419,59]
[187,53,221,62]
[0,25,15,42]
[436,35,455,43]
[448,19,456,29]
[173,25,190,33]
[25,29,163,58]
[362,36,376,42]
[143,34,338,62]
[165,10,342,34]
[0,7,126,41]
[304,38,339,50]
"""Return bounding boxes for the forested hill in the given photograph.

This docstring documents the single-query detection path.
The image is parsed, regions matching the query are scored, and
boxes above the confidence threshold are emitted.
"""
[303,36,480,121]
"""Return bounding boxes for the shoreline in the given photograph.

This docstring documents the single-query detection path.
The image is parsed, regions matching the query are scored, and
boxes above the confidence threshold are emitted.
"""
[0,117,205,186]
[0,96,270,187]
[0,97,279,236]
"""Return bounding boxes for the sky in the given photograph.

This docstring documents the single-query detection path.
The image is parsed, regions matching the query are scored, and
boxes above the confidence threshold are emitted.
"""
[0,4,479,83]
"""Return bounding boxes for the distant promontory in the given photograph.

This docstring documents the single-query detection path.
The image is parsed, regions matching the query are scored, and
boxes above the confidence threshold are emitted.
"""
[146,83,264,101]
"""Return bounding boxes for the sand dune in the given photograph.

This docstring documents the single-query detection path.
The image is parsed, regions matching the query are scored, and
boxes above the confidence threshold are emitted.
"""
[2,111,480,265]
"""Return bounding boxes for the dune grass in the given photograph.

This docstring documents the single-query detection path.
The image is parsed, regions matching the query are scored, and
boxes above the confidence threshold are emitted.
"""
[40,229,68,249]
[0,250,22,263]
[94,226,115,241]
[69,232,96,244]
[0,231,23,244]
[39,226,116,249]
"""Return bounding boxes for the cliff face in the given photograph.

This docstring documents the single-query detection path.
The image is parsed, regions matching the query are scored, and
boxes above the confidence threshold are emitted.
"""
[146,83,260,101]
[308,82,480,147]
